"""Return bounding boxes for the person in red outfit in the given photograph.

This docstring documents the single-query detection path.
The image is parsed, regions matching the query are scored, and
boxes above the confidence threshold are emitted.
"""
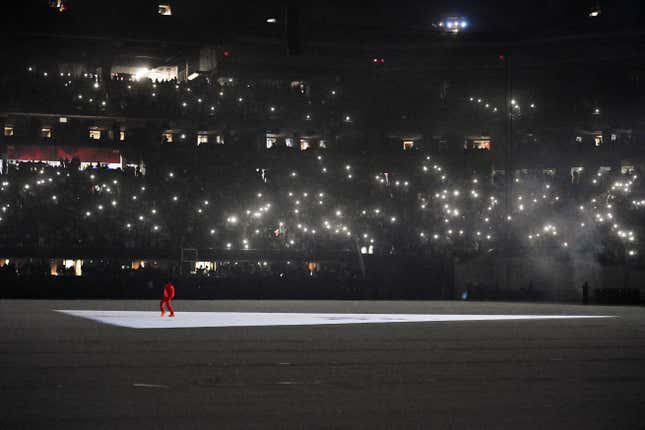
[160,280,175,317]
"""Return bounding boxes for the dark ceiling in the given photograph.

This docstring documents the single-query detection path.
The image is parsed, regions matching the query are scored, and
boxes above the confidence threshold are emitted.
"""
[5,0,644,46]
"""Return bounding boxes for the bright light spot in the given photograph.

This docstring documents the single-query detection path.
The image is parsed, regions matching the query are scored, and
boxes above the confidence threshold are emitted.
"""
[134,68,149,81]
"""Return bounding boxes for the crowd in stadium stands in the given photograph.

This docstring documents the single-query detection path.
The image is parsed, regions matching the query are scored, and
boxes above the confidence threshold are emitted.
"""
[0,65,643,295]
[2,67,356,128]
[1,150,643,267]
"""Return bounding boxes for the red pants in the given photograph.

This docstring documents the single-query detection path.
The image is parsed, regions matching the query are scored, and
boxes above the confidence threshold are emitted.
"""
[160,299,174,315]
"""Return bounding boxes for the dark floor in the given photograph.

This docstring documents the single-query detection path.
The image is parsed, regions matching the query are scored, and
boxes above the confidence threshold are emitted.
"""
[1,300,644,429]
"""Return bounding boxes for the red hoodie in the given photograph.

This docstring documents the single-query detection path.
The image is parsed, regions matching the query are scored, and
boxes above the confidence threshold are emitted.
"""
[162,283,175,300]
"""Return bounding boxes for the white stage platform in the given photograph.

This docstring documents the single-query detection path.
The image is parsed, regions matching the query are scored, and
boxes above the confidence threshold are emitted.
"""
[56,310,613,329]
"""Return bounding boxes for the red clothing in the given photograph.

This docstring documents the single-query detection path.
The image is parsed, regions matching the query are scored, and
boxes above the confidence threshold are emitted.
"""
[160,283,175,316]
[163,283,175,300]
[160,299,174,316]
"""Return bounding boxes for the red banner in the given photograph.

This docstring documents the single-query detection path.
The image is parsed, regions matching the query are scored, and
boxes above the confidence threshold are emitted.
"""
[5,145,120,163]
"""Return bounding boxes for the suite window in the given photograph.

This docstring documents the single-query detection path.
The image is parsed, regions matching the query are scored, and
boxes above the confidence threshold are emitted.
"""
[41,128,52,139]
[158,4,172,15]
[162,132,173,143]
[472,139,491,150]
[403,140,414,151]
[89,130,102,140]
[119,131,126,141]
[197,134,208,145]
[4,126,14,136]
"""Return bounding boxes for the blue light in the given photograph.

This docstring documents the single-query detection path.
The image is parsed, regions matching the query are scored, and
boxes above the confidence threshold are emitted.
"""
[460,21,467,28]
